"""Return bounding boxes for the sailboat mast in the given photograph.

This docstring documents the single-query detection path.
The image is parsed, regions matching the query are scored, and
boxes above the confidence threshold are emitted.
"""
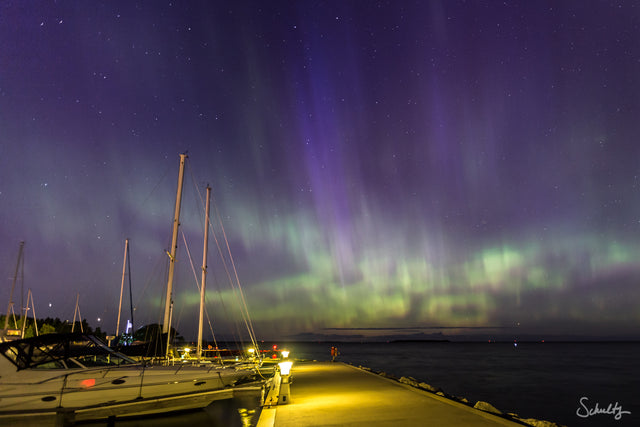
[197,186,211,359]
[72,293,82,333]
[20,289,37,338]
[162,153,187,335]
[3,241,24,331]
[28,289,38,336]
[116,238,129,338]
[20,289,32,338]
[128,242,134,331]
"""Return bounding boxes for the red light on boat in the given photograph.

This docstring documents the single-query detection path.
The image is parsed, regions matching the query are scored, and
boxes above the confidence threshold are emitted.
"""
[81,378,96,388]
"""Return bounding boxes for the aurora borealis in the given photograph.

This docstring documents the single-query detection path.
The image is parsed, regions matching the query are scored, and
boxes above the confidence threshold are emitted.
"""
[1,1,640,341]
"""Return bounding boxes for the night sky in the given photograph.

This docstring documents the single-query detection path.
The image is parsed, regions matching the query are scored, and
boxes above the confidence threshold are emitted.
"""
[1,1,639,342]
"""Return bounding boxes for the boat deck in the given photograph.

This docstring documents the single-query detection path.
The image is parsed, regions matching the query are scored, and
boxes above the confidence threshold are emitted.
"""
[257,361,523,427]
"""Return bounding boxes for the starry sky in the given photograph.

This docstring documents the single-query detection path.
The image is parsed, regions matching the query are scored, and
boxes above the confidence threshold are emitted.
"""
[1,1,640,342]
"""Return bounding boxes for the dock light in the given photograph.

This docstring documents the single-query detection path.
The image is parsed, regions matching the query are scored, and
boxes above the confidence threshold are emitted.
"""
[281,350,290,359]
[278,361,293,404]
[278,361,292,376]
[248,348,255,354]
[181,347,191,359]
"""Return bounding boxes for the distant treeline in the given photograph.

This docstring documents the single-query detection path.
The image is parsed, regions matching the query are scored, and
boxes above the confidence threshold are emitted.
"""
[0,315,106,339]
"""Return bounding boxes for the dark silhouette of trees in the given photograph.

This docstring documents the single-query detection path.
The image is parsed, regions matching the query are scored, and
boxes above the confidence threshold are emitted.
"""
[0,315,104,339]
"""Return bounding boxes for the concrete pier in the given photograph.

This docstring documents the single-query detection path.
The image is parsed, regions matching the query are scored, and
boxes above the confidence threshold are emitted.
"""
[257,361,522,427]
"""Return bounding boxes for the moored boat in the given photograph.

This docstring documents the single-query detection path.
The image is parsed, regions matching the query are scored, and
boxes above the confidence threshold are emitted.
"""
[0,333,256,415]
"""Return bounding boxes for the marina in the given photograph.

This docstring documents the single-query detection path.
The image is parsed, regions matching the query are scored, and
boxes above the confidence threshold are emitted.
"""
[2,2,639,426]
[0,154,264,425]
[3,338,635,426]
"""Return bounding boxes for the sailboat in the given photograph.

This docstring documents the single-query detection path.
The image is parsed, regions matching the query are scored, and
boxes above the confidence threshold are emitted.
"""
[157,153,259,363]
[117,153,259,361]
[1,242,24,339]
[0,333,255,414]
[1,242,39,341]
[0,154,262,422]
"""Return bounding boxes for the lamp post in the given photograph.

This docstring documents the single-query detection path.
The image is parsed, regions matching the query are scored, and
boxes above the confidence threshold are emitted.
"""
[278,361,293,404]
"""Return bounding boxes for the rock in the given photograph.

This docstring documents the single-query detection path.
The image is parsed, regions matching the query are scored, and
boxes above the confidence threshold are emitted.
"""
[378,371,396,379]
[473,401,502,415]
[378,371,397,380]
[399,376,419,387]
[418,382,441,393]
[436,391,445,397]
[518,418,564,427]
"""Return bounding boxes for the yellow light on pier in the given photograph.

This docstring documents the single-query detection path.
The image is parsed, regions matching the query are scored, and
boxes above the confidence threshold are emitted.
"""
[278,361,293,404]
[281,350,290,358]
[278,361,293,376]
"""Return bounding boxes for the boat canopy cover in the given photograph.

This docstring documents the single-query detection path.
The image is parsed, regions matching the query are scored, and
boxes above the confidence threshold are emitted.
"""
[0,333,136,371]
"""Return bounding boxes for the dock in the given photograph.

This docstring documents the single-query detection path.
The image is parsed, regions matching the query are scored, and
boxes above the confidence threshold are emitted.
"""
[257,361,523,427]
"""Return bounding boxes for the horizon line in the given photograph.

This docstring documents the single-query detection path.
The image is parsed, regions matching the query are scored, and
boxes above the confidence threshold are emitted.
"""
[322,326,510,331]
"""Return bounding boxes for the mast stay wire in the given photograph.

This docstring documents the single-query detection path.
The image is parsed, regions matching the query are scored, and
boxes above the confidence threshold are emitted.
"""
[211,199,259,350]
[180,231,220,352]
[184,166,230,350]
[120,161,173,240]
[114,157,172,338]
[186,159,260,352]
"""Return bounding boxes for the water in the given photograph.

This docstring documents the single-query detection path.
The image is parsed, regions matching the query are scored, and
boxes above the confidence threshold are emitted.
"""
[279,341,639,427]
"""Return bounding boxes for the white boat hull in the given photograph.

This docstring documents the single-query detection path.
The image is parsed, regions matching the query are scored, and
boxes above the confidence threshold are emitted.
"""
[0,364,251,411]
[0,333,258,419]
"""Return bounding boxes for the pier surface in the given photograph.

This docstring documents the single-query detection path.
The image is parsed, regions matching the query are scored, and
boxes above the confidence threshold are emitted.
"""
[258,361,521,427]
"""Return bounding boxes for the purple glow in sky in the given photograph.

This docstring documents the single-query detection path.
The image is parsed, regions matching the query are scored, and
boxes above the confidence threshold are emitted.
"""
[1,1,640,341]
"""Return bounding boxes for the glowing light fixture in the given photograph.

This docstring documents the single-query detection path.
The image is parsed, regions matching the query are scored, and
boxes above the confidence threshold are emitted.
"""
[278,361,293,404]
[278,361,293,376]
[281,350,290,358]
